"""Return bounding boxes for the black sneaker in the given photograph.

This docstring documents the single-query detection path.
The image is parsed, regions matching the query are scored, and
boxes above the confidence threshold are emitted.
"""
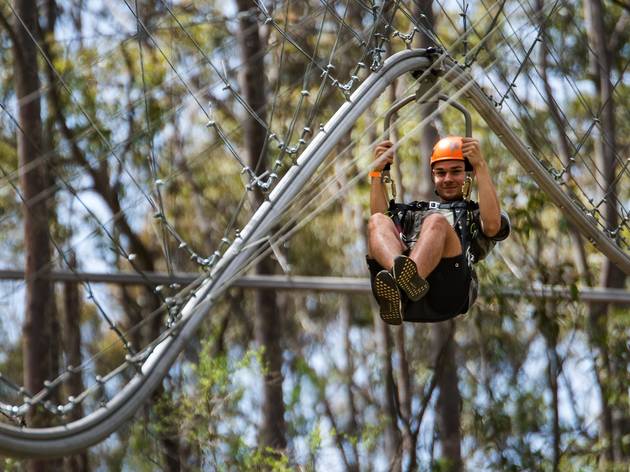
[374,270,403,325]
[393,255,429,302]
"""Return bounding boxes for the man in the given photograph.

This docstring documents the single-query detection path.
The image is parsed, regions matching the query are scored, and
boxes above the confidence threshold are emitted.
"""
[366,136,510,324]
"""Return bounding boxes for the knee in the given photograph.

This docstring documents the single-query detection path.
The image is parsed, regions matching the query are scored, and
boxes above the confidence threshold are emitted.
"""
[368,212,394,236]
[422,212,450,232]
[421,213,461,254]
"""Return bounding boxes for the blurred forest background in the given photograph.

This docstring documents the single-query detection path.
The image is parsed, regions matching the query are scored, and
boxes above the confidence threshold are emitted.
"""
[0,0,628,470]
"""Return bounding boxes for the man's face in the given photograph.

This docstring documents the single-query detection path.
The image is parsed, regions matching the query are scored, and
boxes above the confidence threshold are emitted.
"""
[432,160,466,200]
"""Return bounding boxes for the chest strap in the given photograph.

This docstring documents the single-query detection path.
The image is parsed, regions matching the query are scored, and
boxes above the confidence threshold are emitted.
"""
[393,200,477,212]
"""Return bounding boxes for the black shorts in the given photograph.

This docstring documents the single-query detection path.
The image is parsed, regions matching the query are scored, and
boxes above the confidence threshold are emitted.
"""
[367,254,472,323]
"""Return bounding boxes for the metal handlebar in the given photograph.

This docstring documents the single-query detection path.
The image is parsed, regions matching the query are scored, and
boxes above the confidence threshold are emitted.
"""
[380,91,473,206]
[383,93,473,156]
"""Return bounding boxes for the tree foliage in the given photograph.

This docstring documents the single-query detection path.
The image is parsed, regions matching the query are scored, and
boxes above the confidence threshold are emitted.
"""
[0,0,627,470]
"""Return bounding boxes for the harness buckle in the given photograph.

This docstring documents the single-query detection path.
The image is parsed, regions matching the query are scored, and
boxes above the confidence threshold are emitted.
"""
[429,201,440,209]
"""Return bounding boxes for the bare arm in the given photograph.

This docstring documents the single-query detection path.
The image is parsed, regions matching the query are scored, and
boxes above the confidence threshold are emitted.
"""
[462,138,502,236]
[370,140,395,215]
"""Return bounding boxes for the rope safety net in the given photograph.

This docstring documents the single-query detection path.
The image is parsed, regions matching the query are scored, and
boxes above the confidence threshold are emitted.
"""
[0,0,627,455]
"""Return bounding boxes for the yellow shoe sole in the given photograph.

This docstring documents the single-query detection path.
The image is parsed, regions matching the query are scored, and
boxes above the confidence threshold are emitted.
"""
[393,255,429,302]
[374,270,403,325]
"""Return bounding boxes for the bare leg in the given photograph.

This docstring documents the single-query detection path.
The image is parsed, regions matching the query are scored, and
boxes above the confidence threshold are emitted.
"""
[367,213,405,270]
[408,213,462,279]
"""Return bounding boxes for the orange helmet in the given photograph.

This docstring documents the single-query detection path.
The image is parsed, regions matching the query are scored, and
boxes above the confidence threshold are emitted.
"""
[431,136,472,171]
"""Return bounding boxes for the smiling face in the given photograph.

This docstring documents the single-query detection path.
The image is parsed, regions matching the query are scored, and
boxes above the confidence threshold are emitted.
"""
[432,160,466,201]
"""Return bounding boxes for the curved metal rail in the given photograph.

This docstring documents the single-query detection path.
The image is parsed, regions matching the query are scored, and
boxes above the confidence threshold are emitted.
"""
[383,93,472,138]
[0,48,435,458]
[1,48,627,459]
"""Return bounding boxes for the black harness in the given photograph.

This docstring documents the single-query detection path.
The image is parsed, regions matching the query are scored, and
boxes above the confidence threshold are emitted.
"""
[387,199,479,265]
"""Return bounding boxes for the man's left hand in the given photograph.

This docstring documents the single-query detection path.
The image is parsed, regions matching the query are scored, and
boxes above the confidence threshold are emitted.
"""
[461,137,486,171]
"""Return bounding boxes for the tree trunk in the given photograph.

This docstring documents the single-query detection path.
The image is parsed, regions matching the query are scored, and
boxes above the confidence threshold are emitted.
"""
[548,345,560,472]
[394,327,417,470]
[41,1,182,464]
[414,3,463,469]
[433,321,462,471]
[15,0,53,419]
[415,0,439,203]
[376,318,402,470]
[535,294,562,472]
[13,0,55,469]
[583,0,626,463]
[236,0,287,452]
[62,253,89,472]
[340,296,360,471]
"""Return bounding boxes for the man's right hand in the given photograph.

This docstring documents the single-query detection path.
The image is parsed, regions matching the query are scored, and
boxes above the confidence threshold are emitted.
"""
[373,140,395,171]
